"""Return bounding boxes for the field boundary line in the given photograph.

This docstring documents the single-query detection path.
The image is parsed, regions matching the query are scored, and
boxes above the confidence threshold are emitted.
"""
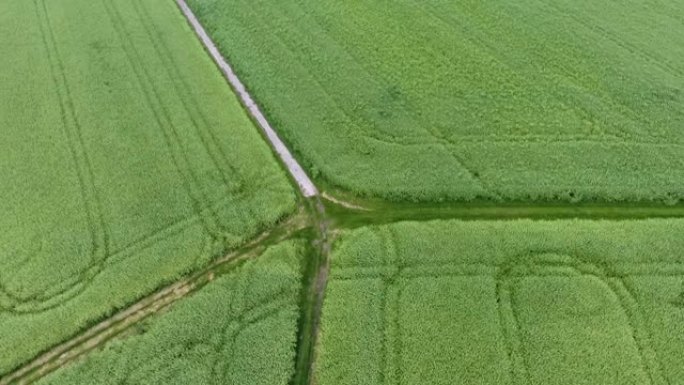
[175,0,318,198]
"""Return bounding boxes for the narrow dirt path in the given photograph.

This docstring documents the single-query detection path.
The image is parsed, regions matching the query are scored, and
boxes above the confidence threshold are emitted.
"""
[0,214,308,385]
[175,0,318,198]
[289,200,334,385]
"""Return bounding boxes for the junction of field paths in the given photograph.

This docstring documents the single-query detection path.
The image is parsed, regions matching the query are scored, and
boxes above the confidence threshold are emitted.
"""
[8,185,684,385]
[4,1,684,384]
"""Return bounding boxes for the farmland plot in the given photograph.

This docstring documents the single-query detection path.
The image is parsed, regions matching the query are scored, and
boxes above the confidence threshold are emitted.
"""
[36,240,304,385]
[187,0,684,202]
[315,219,684,385]
[0,0,294,374]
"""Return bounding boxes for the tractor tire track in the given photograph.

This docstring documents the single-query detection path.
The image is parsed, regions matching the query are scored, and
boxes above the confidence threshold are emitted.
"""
[495,252,668,385]
[103,0,224,240]
[0,213,306,385]
[0,0,110,315]
[132,0,248,198]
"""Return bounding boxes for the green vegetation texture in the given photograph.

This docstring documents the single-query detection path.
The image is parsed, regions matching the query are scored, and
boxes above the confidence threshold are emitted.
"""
[36,240,303,385]
[316,219,684,385]
[0,0,294,374]
[188,0,684,203]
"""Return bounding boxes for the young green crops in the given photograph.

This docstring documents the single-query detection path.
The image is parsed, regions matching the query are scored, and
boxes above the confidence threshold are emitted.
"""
[0,0,294,374]
[4,0,684,383]
[316,219,684,385]
[187,0,684,203]
[36,240,304,385]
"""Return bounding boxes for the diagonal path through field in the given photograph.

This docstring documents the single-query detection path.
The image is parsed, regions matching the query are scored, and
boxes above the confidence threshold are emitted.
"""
[0,212,308,385]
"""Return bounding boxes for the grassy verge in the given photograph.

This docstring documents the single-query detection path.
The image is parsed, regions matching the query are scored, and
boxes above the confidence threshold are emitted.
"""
[322,193,684,229]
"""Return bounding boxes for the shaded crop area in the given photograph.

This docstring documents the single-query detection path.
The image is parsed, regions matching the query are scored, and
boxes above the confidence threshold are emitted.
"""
[0,0,294,374]
[35,240,304,385]
[315,219,684,385]
[187,0,684,203]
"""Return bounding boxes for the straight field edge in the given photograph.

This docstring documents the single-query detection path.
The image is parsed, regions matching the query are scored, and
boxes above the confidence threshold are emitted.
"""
[173,0,318,199]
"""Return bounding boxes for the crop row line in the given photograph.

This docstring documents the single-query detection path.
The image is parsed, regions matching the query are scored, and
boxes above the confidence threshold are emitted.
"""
[0,0,112,315]
[251,1,437,150]
[268,0,495,198]
[2,0,252,314]
[544,0,682,79]
[0,190,245,316]
[353,252,672,385]
[104,0,226,240]
[497,257,668,384]
[420,2,630,143]
[215,297,293,382]
[131,0,252,202]
[1,0,250,315]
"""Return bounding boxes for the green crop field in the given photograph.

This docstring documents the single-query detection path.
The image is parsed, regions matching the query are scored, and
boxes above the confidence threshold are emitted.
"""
[187,0,684,203]
[36,240,304,385]
[316,219,684,385]
[3,0,684,384]
[0,0,294,374]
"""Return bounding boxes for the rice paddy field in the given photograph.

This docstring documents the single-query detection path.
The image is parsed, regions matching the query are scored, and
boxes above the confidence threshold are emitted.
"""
[187,0,684,203]
[0,0,294,375]
[35,240,304,385]
[3,0,684,384]
[316,220,684,385]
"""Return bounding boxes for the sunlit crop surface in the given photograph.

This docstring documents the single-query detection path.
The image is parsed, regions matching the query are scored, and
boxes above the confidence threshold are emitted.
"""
[0,0,294,374]
[316,219,684,385]
[188,0,684,202]
[37,241,303,385]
